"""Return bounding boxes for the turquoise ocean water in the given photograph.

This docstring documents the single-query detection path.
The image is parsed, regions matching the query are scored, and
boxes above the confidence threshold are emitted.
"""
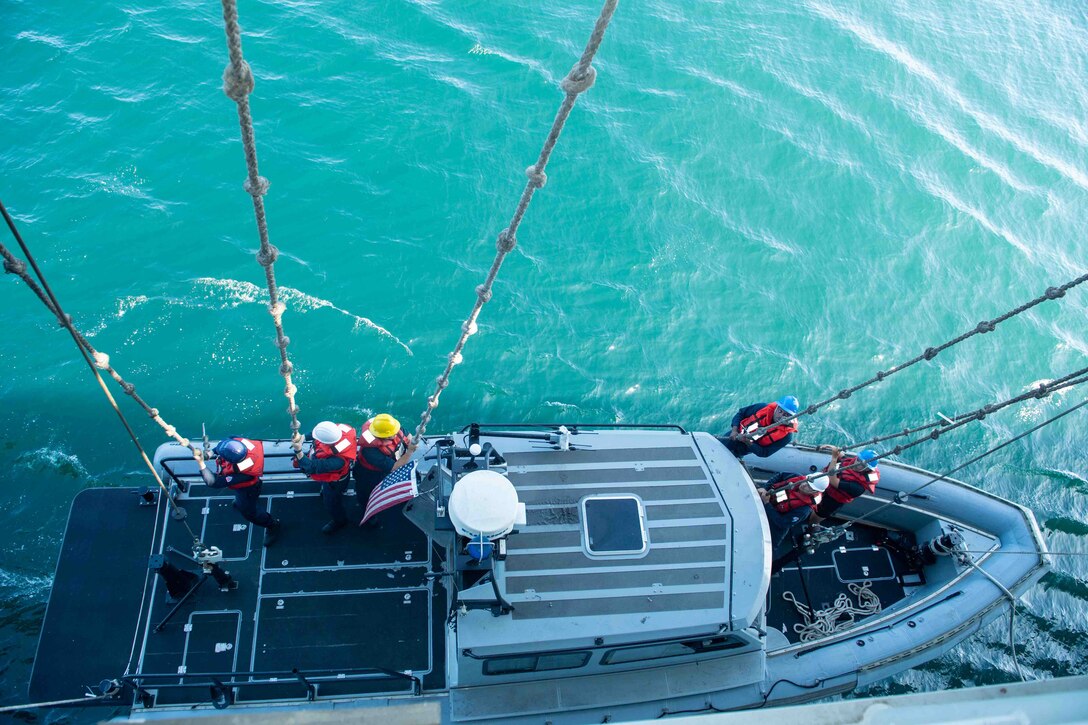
[2,0,1087,717]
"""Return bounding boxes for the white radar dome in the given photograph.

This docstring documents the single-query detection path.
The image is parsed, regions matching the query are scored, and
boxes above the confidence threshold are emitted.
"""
[448,469,525,540]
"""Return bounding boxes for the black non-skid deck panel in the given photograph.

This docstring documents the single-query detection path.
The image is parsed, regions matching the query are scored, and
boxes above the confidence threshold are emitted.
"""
[128,491,445,708]
[29,488,161,703]
[767,522,921,644]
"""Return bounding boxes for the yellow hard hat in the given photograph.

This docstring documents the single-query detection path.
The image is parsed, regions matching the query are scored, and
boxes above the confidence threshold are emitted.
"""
[370,413,401,439]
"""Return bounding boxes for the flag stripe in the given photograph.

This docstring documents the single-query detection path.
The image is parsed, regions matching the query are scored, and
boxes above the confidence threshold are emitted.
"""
[361,461,418,523]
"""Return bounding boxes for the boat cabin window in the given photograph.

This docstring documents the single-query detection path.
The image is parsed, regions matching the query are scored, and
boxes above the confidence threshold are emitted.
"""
[601,635,745,665]
[581,495,648,557]
[482,650,591,676]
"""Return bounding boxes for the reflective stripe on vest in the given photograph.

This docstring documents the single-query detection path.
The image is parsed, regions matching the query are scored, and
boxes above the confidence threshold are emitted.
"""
[356,419,409,471]
[769,475,820,513]
[310,425,357,482]
[220,437,265,489]
[740,402,797,447]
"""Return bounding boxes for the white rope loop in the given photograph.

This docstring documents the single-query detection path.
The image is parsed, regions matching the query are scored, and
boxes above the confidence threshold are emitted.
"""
[413,0,619,442]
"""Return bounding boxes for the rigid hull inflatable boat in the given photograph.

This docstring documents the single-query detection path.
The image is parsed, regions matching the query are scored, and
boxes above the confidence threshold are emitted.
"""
[29,424,1049,721]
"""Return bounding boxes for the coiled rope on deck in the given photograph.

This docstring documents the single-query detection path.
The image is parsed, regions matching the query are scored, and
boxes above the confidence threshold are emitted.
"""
[413,0,620,442]
[0,200,200,544]
[741,272,1088,443]
[219,0,303,457]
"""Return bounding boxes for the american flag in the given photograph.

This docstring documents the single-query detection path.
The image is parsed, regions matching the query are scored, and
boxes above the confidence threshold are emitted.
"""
[360,461,418,524]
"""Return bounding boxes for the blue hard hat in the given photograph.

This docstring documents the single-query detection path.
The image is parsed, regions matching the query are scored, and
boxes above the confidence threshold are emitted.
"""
[214,439,247,464]
[776,395,800,414]
[857,449,879,467]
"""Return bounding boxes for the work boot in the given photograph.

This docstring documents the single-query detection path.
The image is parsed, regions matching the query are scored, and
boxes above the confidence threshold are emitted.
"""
[322,519,348,535]
[263,519,282,547]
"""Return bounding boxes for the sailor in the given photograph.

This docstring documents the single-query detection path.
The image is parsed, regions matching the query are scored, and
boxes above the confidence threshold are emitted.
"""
[758,472,827,546]
[198,437,281,547]
[809,446,880,524]
[353,413,416,524]
[297,421,358,534]
[719,395,800,459]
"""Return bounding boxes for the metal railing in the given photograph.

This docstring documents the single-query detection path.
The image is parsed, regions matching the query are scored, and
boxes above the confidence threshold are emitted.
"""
[122,665,422,709]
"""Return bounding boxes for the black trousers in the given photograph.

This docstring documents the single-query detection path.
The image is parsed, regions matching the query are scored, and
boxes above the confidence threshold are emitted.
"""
[232,482,273,528]
[321,477,350,524]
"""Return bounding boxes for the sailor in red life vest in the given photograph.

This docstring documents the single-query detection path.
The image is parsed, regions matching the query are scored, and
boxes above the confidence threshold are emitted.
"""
[718,395,801,459]
[353,413,416,526]
[757,472,828,546]
[297,421,358,534]
[198,437,281,547]
[809,445,881,524]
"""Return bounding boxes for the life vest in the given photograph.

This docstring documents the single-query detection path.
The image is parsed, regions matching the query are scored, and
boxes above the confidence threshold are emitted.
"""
[355,418,410,472]
[309,424,358,482]
[739,402,798,448]
[768,475,821,514]
[823,455,880,504]
[219,437,265,489]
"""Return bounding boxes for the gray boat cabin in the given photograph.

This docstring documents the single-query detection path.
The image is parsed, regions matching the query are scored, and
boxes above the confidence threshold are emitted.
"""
[28,423,1048,722]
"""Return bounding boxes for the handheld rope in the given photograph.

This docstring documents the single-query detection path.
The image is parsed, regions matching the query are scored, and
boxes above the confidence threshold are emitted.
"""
[412,0,619,442]
[218,0,304,457]
[741,273,1088,442]
[805,366,1088,488]
[0,200,201,545]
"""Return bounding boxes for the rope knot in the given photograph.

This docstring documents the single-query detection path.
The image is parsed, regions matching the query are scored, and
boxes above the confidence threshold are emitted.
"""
[525,165,548,189]
[276,335,290,350]
[92,352,110,369]
[1034,384,1050,399]
[929,430,941,440]
[436,375,449,390]
[121,382,135,395]
[496,229,517,253]
[163,425,177,438]
[475,284,492,303]
[805,405,817,415]
[875,370,886,380]
[256,244,279,267]
[892,445,903,455]
[462,320,478,336]
[287,404,300,416]
[975,410,987,421]
[1045,286,1065,300]
[2,258,26,275]
[244,175,270,198]
[222,60,255,102]
[837,390,852,400]
[561,64,597,95]
[975,320,996,334]
[923,347,938,360]
[449,352,463,366]
[148,407,159,418]
[279,361,293,376]
[284,383,297,397]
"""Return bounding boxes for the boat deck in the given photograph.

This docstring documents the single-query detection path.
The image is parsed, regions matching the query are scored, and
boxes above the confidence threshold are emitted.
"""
[766,520,925,646]
[31,480,447,709]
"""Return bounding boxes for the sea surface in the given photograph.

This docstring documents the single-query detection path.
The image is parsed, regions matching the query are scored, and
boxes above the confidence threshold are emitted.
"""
[2,0,1087,719]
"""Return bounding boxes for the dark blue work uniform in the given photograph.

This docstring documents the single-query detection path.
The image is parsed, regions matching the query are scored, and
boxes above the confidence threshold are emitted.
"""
[201,467,273,528]
[718,402,795,458]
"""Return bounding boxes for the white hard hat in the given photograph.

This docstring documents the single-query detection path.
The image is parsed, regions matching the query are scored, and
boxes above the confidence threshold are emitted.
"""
[312,421,341,445]
[807,477,829,493]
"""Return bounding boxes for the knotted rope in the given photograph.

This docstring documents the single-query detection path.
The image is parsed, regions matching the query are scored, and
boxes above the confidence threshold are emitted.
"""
[0,200,201,543]
[219,0,303,456]
[413,0,619,441]
[742,272,1088,443]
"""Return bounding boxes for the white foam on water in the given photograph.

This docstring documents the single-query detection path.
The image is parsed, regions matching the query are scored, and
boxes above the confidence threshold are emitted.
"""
[14,447,90,479]
[192,278,412,355]
[805,1,1088,192]
[0,567,53,597]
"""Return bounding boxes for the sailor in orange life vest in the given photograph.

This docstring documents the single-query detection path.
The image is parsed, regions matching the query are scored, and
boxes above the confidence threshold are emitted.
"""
[718,395,800,459]
[758,472,828,547]
[353,413,416,526]
[809,446,881,524]
[297,421,358,534]
[198,437,282,547]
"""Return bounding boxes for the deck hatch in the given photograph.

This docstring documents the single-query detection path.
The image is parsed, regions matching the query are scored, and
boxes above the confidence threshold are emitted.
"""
[581,495,648,557]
